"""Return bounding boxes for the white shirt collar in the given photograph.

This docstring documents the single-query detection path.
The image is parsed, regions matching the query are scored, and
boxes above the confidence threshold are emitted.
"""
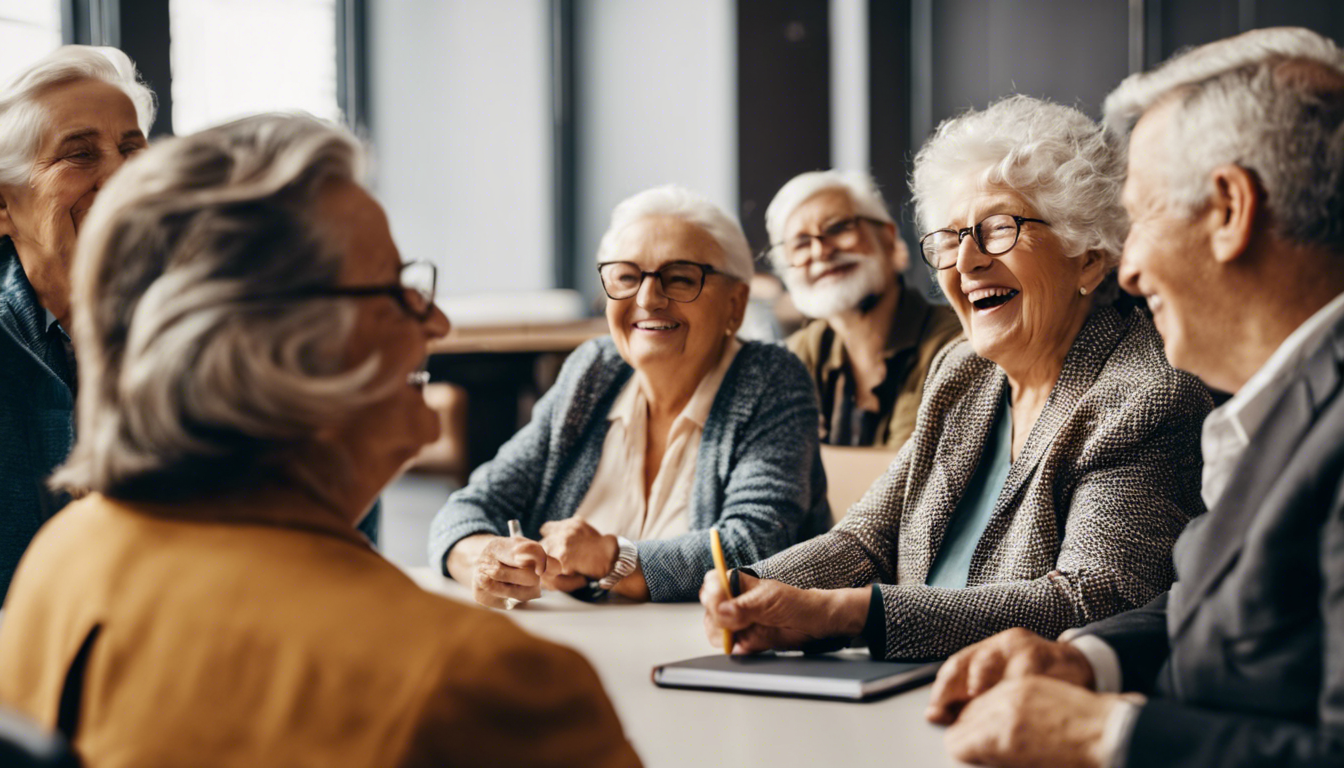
[1201,290,1344,507]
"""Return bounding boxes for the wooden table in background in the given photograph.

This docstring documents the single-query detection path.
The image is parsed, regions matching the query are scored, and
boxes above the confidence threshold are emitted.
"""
[407,567,967,768]
[426,318,609,472]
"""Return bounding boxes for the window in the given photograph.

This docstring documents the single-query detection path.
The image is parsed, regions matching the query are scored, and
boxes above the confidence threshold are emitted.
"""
[169,0,341,134]
[0,0,61,86]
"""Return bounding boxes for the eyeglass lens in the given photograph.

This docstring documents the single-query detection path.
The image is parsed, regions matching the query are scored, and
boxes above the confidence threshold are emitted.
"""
[400,261,436,316]
[600,262,705,302]
[921,214,1023,269]
[785,218,862,263]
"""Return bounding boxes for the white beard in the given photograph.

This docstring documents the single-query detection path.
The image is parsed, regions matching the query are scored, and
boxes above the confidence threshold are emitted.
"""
[784,252,890,319]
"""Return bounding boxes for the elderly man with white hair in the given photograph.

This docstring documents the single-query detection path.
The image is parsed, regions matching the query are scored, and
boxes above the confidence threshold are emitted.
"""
[764,170,961,448]
[0,46,153,600]
[430,185,828,605]
[928,27,1344,768]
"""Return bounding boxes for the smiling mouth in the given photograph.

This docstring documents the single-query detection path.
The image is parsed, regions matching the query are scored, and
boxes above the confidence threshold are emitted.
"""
[970,289,1019,311]
[634,320,681,331]
[406,370,430,389]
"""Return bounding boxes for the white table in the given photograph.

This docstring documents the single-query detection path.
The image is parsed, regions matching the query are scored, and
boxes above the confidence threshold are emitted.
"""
[407,567,967,768]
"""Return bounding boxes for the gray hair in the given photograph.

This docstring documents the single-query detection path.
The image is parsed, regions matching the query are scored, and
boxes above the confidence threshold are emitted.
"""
[596,184,753,282]
[1104,27,1344,253]
[52,114,378,501]
[762,169,900,274]
[0,46,156,186]
[910,95,1127,294]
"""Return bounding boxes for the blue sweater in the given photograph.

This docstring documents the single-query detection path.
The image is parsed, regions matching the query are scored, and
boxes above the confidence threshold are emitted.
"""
[428,337,830,601]
[0,241,74,602]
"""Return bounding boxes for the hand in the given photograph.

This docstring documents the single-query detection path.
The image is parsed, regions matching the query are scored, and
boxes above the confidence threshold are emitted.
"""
[698,570,868,654]
[927,628,1096,724]
[943,676,1119,768]
[467,535,548,609]
[539,519,618,579]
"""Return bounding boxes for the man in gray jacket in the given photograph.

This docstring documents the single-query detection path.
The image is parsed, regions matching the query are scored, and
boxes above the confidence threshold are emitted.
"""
[923,27,1344,768]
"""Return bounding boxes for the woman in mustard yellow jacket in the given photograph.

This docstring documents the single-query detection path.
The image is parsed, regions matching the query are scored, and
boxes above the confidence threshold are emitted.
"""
[0,114,640,768]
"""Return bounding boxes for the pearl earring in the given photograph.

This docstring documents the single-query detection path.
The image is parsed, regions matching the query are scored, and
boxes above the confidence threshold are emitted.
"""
[1079,287,1088,296]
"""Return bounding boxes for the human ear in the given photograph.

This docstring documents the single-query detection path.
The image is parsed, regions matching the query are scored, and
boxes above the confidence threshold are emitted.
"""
[1207,164,1258,265]
[1078,248,1110,294]
[726,279,750,334]
[0,190,14,240]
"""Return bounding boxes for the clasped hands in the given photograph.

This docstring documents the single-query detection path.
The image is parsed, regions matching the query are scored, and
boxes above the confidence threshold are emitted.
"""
[454,519,617,609]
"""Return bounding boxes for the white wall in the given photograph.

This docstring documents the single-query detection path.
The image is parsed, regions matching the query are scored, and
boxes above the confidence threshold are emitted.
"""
[368,0,552,297]
[574,0,736,297]
[830,0,869,172]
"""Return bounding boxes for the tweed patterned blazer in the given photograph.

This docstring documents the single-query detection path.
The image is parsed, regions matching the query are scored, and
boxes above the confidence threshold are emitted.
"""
[428,337,830,602]
[751,305,1212,659]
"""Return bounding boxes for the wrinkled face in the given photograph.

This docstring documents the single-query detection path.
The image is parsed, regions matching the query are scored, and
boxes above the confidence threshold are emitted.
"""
[934,188,1090,369]
[779,188,895,318]
[604,215,748,377]
[320,180,451,477]
[0,79,147,269]
[1117,104,1219,381]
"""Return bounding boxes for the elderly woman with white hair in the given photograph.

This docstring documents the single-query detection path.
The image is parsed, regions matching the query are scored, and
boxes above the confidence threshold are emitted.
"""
[0,114,640,767]
[430,185,828,605]
[702,95,1213,660]
[0,45,154,600]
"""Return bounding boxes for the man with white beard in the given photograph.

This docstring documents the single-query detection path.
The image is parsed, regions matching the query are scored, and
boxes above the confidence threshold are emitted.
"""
[764,170,962,447]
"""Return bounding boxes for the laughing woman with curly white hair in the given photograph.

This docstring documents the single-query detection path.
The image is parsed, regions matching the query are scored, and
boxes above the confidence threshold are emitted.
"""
[702,95,1214,661]
[430,185,829,606]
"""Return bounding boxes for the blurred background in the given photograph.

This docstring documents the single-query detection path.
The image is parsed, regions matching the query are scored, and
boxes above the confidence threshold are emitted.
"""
[7,0,1341,562]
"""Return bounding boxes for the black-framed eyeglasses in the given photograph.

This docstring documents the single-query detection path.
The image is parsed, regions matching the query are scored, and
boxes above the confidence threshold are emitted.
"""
[596,260,720,303]
[761,215,888,266]
[919,214,1050,270]
[248,260,439,321]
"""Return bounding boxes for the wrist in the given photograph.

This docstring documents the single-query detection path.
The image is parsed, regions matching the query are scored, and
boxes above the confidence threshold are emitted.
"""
[817,587,870,637]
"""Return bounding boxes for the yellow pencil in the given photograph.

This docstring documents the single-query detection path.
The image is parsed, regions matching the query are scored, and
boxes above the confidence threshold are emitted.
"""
[710,528,733,655]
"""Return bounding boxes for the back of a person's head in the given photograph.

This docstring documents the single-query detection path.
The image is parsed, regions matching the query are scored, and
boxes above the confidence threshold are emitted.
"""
[52,113,376,502]
[1105,27,1344,254]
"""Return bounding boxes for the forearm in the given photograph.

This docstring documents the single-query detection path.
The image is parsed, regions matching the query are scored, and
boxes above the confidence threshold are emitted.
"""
[1125,699,1344,768]
[750,528,887,591]
[872,577,1080,660]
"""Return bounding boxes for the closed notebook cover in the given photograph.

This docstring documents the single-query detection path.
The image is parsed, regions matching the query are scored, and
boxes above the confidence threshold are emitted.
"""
[652,652,941,702]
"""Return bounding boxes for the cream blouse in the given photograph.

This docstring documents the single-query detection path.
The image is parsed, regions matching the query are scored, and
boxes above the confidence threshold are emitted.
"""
[573,339,742,540]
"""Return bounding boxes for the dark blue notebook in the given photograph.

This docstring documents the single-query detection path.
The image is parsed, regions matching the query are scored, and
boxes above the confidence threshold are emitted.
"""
[652,652,941,702]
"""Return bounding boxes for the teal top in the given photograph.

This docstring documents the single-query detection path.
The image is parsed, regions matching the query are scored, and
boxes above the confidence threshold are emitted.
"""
[925,391,1013,589]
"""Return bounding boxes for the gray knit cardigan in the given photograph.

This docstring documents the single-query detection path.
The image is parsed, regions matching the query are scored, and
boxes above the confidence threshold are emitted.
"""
[751,305,1213,659]
[428,337,830,602]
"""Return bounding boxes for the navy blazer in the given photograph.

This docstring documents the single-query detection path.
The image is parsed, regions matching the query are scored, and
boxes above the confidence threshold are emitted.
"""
[1078,308,1344,767]
[0,240,74,601]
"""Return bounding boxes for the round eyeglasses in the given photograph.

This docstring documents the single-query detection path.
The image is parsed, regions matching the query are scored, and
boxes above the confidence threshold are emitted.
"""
[597,260,720,303]
[760,216,888,267]
[919,214,1050,270]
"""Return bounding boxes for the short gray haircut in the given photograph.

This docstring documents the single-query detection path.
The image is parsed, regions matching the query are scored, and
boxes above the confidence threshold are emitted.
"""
[762,169,898,273]
[0,45,156,186]
[910,95,1127,279]
[52,114,378,501]
[596,184,753,282]
[1104,27,1344,253]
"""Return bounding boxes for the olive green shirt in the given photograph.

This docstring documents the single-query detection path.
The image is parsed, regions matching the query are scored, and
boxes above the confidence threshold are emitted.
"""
[785,285,963,449]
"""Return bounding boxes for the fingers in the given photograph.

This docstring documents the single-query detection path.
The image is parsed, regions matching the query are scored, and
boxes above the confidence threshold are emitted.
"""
[472,567,542,605]
[927,650,974,724]
[495,539,546,575]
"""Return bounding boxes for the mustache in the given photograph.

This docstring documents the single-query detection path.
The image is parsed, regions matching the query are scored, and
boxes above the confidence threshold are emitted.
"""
[804,252,867,281]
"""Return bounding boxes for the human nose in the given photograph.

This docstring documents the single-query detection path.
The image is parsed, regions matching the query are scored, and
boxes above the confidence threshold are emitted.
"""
[1117,239,1142,297]
[954,232,992,273]
[634,273,669,308]
[423,303,451,339]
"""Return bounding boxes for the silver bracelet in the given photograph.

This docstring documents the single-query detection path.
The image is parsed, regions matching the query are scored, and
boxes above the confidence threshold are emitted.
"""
[596,536,639,591]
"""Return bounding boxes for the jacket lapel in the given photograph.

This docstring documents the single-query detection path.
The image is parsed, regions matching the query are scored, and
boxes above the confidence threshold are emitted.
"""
[1168,316,1344,637]
[995,307,1126,513]
[0,242,69,393]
